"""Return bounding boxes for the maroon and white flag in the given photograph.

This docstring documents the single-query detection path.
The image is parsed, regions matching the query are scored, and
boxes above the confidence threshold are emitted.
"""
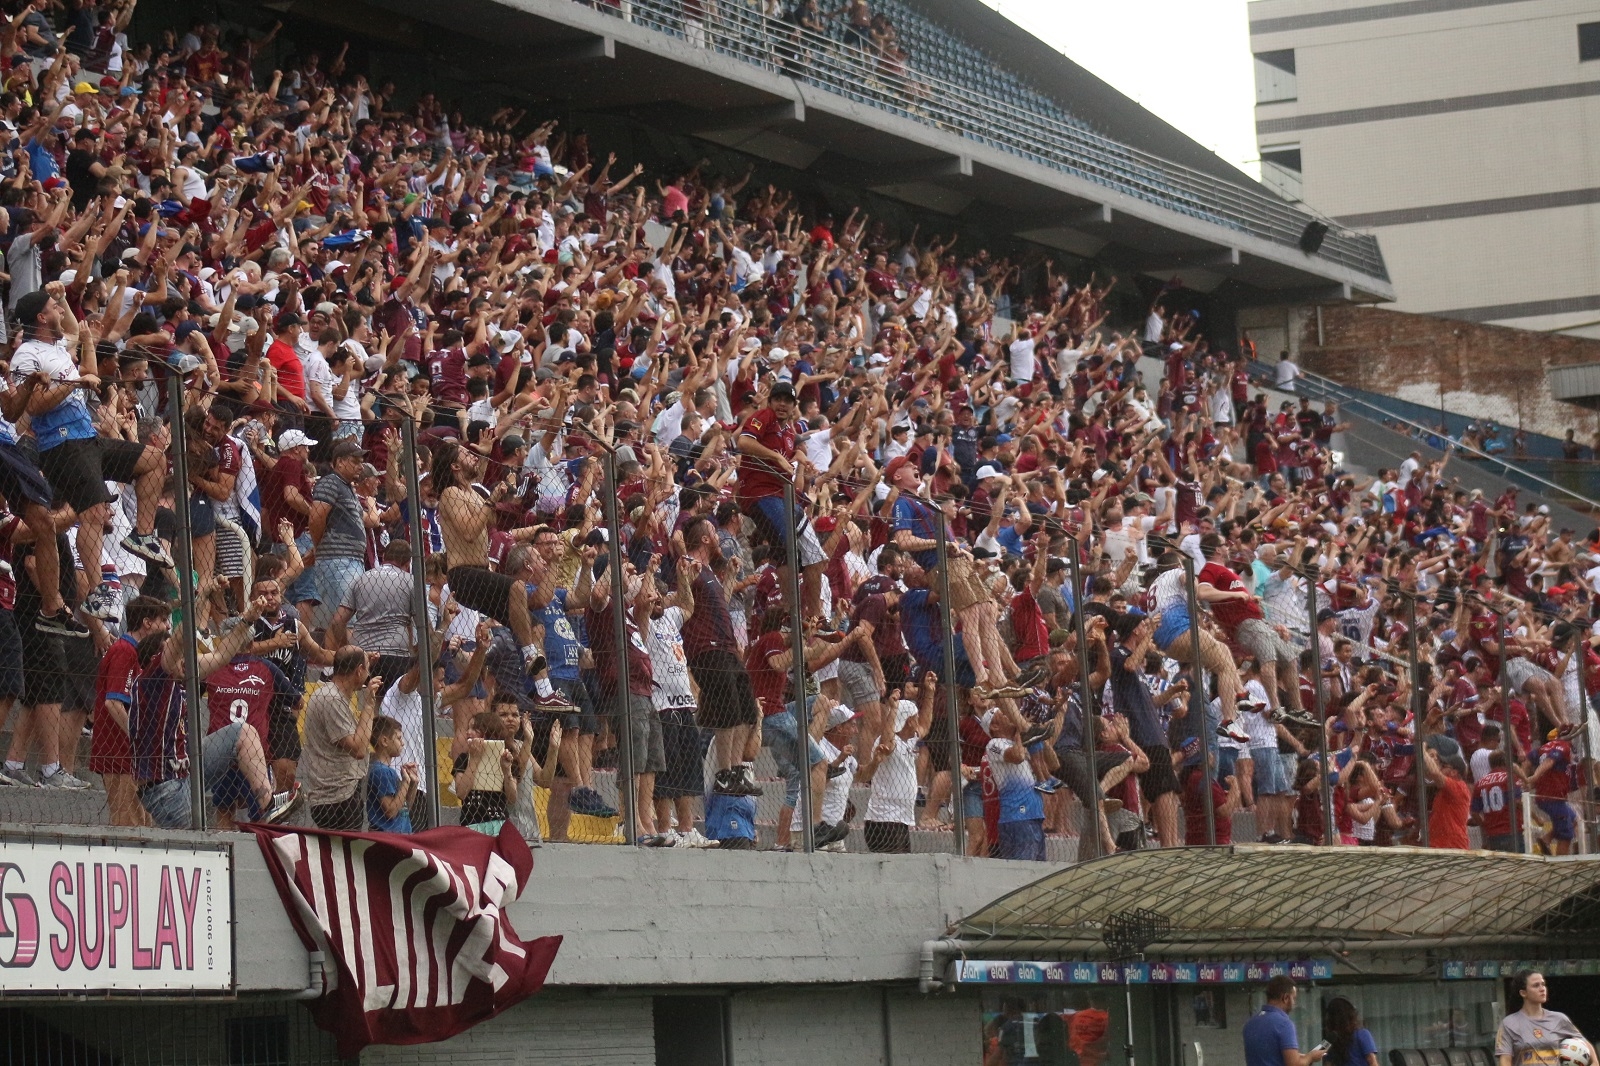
[245,822,561,1057]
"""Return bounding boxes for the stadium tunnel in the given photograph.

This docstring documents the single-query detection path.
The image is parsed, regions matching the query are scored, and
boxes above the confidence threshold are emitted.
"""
[923,846,1600,1066]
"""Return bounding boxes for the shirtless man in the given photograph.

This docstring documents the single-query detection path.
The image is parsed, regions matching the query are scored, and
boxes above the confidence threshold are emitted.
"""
[433,438,543,673]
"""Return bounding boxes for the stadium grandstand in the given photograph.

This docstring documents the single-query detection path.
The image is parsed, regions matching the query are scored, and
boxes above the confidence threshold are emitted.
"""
[1,1,1598,1065]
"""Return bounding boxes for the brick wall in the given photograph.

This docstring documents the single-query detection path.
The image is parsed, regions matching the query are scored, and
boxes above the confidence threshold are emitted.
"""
[1292,304,1600,440]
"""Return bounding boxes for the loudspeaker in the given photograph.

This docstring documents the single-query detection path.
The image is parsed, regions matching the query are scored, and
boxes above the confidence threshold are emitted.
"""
[1299,220,1329,254]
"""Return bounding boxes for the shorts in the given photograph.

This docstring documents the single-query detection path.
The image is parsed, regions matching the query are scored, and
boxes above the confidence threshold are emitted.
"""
[1252,745,1291,795]
[282,533,318,605]
[1505,658,1552,694]
[864,820,911,853]
[312,556,365,630]
[0,439,53,509]
[38,435,142,514]
[1484,833,1518,853]
[268,698,303,764]
[616,692,667,775]
[997,818,1046,861]
[1057,748,1129,808]
[915,635,975,688]
[1537,797,1576,841]
[836,658,882,708]
[744,496,826,568]
[1138,744,1180,803]
[1153,606,1191,652]
[656,703,709,798]
[60,634,96,714]
[1237,617,1297,670]
[946,555,991,613]
[310,790,364,831]
[20,617,68,707]
[0,607,24,700]
[447,564,518,626]
[763,701,825,809]
[214,520,246,579]
[962,783,985,820]
[190,492,216,538]
[138,721,246,830]
[554,675,600,736]
[688,649,761,730]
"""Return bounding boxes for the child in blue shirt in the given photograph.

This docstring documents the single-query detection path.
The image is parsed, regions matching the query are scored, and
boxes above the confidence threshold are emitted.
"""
[367,716,418,833]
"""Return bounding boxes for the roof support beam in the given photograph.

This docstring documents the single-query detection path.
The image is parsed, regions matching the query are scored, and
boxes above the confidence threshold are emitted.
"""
[692,99,805,135]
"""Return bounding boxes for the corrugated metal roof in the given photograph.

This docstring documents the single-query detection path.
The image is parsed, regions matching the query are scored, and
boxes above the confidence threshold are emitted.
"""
[954,846,1600,956]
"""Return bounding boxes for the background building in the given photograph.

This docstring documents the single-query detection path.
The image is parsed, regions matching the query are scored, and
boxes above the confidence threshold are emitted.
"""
[1249,0,1600,338]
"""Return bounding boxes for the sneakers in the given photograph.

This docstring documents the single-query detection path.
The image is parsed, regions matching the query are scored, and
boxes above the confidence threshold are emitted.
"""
[1015,662,1049,688]
[568,786,619,819]
[1216,722,1251,745]
[524,654,548,677]
[82,582,123,623]
[637,833,674,847]
[1020,723,1053,746]
[532,690,578,715]
[675,828,715,848]
[1274,709,1320,729]
[713,766,764,797]
[0,763,34,787]
[1034,776,1061,795]
[265,784,304,824]
[122,533,174,569]
[35,609,90,637]
[39,767,89,790]
[820,839,847,853]
[813,820,850,847]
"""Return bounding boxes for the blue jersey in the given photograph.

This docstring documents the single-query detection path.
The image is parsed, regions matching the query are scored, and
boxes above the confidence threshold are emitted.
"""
[891,496,940,569]
[534,588,584,681]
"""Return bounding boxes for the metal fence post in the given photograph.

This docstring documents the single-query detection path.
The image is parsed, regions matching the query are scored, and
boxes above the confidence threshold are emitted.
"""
[934,513,965,856]
[782,478,814,853]
[1306,560,1334,845]
[1408,594,1429,847]
[168,374,207,830]
[600,447,639,844]
[1067,544,1097,861]
[1180,554,1215,846]
[1499,608,1521,854]
[401,418,441,830]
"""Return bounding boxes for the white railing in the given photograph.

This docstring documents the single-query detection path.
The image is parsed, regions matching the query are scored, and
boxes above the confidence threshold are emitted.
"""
[582,0,1390,282]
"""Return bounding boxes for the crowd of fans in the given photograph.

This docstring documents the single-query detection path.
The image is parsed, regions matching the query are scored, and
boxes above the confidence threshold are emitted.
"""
[0,1,1593,860]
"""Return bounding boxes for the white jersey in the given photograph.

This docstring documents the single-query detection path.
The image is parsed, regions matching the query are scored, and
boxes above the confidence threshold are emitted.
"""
[865,729,918,825]
[1240,680,1277,748]
[647,606,696,711]
[1150,567,1189,613]
[791,736,856,830]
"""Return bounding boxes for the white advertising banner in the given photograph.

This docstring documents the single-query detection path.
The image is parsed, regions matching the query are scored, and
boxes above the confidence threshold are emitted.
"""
[0,838,233,991]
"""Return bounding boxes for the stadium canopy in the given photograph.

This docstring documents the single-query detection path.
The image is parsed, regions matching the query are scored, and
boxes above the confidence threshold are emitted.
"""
[952,846,1600,958]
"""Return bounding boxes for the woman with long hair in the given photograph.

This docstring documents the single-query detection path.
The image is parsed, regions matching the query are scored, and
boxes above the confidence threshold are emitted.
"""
[1322,996,1379,1066]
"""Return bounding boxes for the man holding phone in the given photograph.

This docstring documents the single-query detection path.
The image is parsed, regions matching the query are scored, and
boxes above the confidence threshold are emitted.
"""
[1243,976,1328,1066]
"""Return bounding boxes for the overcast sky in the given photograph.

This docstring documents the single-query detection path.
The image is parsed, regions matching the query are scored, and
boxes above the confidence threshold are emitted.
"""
[976,0,1261,179]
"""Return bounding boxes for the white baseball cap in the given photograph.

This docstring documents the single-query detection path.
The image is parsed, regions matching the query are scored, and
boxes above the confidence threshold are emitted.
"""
[975,464,1004,481]
[278,429,317,450]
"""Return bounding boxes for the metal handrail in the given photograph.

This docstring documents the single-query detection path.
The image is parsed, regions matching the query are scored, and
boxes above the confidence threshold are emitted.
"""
[589,0,1389,281]
[1278,365,1600,512]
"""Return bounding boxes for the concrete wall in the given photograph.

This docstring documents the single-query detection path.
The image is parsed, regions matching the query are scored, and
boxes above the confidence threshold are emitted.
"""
[3,825,1066,992]
[1249,0,1600,331]
[362,995,658,1066]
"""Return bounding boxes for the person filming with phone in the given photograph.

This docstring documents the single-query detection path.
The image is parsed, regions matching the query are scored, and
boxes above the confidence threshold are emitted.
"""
[1244,976,1328,1066]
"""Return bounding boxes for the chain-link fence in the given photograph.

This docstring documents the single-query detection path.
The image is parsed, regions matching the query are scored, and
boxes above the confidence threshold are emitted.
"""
[5,390,1596,864]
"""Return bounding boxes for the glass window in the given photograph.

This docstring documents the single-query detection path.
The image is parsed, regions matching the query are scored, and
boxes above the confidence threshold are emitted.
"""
[1581,22,1600,62]
[1260,144,1303,201]
[1256,49,1298,103]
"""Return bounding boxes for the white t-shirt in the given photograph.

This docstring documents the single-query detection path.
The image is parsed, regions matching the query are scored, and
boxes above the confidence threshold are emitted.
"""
[379,684,429,795]
[792,736,856,830]
[1275,359,1301,391]
[1007,335,1036,382]
[1241,680,1277,748]
[865,727,918,825]
[647,606,695,712]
